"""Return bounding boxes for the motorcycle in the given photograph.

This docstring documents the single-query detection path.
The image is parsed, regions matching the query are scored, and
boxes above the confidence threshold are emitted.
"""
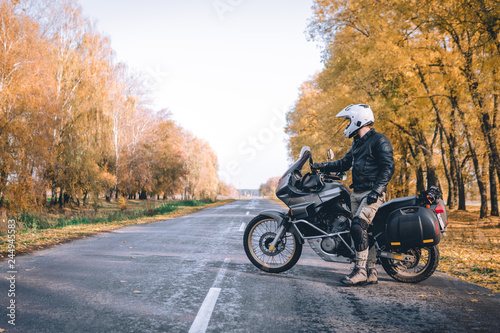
[243,146,448,283]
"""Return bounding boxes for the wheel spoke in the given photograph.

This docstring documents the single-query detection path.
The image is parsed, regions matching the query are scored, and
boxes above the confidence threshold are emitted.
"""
[394,248,431,275]
[248,218,296,268]
[381,246,439,283]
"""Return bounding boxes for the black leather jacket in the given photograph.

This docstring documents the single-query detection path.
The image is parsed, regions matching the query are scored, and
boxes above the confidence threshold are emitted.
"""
[324,129,395,194]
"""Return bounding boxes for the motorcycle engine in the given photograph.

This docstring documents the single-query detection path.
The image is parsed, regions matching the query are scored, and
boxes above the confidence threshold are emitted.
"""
[314,210,349,233]
[314,212,351,255]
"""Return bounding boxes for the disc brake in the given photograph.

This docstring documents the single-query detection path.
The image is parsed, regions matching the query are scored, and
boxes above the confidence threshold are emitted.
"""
[260,232,286,256]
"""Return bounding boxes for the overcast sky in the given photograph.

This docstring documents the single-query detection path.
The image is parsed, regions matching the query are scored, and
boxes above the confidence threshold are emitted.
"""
[79,0,324,189]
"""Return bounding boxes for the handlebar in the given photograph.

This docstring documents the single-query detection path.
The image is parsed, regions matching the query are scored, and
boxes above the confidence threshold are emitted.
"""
[324,172,347,181]
[315,170,347,181]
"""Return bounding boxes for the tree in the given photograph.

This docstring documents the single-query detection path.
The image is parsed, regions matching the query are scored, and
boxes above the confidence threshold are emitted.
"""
[0,2,55,210]
[286,0,500,217]
[0,0,227,212]
[181,131,219,200]
[259,177,280,198]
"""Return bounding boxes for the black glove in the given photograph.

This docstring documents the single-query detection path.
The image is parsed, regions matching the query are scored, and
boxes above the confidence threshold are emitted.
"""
[366,190,379,205]
[311,162,326,172]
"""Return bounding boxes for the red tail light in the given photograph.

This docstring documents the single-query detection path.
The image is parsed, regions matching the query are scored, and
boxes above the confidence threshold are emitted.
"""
[435,203,445,214]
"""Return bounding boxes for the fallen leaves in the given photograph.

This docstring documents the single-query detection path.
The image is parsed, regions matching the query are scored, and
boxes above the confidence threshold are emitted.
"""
[439,237,499,293]
[437,209,499,294]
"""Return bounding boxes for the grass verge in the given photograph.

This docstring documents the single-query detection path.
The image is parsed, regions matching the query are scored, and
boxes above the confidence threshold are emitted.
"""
[0,199,234,258]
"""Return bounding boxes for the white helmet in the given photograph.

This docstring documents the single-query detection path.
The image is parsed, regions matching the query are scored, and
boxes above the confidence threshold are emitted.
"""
[336,104,375,138]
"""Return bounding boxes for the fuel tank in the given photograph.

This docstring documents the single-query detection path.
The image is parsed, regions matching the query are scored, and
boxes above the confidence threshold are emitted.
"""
[318,182,351,204]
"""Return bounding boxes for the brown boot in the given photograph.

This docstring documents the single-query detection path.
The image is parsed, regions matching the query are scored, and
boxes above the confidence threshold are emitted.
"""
[367,267,378,285]
[340,266,367,286]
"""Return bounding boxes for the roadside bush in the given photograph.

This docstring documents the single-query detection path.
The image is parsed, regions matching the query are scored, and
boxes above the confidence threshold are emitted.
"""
[154,203,177,215]
[16,210,50,230]
[117,197,128,211]
[144,200,156,216]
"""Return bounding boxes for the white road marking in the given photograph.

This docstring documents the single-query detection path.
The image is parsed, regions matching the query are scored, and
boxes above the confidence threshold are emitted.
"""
[189,258,230,333]
[239,222,246,232]
[188,288,221,333]
[245,211,250,215]
[213,258,230,287]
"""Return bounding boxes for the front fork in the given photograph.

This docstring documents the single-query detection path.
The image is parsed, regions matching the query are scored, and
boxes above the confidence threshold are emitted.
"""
[269,218,291,250]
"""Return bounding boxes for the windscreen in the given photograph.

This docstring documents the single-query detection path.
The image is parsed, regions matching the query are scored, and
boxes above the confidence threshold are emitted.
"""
[280,149,311,179]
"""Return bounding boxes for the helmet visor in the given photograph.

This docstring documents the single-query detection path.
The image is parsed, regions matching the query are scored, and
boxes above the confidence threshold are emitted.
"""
[344,119,351,132]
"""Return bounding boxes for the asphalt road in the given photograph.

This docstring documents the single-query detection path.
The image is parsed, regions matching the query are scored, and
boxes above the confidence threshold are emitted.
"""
[1,199,499,333]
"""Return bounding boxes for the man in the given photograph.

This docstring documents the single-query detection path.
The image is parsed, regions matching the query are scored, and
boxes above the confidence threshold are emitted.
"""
[312,104,395,286]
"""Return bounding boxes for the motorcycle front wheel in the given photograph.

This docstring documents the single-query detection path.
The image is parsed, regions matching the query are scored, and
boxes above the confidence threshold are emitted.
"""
[243,215,302,273]
[381,246,440,283]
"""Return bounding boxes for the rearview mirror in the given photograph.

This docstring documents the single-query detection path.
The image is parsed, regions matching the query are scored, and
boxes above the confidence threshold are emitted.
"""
[327,148,334,161]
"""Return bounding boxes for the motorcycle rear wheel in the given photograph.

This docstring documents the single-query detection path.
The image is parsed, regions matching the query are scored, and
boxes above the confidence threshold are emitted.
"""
[243,215,302,273]
[381,246,439,283]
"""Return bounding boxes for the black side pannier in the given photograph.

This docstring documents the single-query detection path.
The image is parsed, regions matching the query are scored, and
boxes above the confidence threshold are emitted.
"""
[386,206,441,249]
